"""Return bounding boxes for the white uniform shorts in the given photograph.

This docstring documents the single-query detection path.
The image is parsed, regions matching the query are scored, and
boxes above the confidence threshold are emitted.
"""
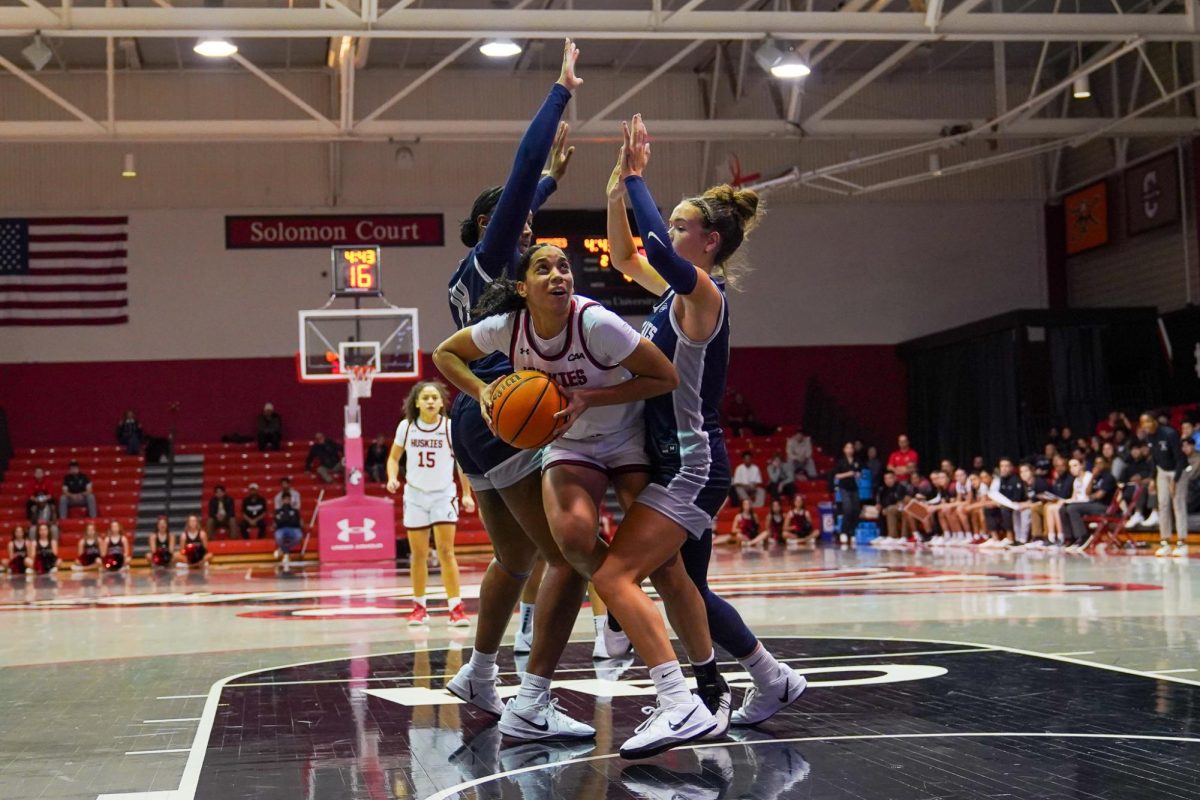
[543,424,651,475]
[403,484,460,529]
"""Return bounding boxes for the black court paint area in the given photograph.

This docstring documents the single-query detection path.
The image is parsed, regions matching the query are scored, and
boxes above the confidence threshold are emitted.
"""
[190,638,1200,799]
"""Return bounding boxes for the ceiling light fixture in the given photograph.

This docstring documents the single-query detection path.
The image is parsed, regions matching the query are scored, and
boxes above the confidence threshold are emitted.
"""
[22,34,53,72]
[1072,74,1091,100]
[770,51,812,79]
[754,37,784,73]
[193,38,238,58]
[122,153,137,178]
[479,39,522,58]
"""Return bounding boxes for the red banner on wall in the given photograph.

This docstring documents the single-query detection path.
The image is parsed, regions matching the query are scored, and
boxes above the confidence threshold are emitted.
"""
[225,214,444,249]
[1064,181,1109,255]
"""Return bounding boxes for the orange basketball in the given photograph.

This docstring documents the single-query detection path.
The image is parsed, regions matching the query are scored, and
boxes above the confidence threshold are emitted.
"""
[490,370,568,449]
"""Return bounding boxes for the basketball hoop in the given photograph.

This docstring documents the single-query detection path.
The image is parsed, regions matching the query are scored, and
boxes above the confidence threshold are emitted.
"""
[348,364,376,401]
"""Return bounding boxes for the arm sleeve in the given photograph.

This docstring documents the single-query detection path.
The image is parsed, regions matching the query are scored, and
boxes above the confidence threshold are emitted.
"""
[476,84,572,277]
[469,314,516,356]
[580,305,642,366]
[623,176,698,295]
[530,175,557,216]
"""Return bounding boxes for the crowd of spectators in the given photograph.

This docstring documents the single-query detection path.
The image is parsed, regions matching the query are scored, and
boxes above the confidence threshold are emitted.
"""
[21,460,99,539]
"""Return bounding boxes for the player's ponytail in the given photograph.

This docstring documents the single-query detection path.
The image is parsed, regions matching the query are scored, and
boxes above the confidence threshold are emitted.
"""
[469,242,551,320]
[460,186,504,248]
[687,183,764,289]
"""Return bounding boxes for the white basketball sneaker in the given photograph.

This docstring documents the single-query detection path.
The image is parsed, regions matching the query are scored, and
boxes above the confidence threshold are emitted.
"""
[1144,511,1160,529]
[498,694,595,741]
[1173,543,1189,558]
[593,625,633,660]
[731,664,807,727]
[445,662,504,717]
[1155,542,1173,557]
[619,694,717,760]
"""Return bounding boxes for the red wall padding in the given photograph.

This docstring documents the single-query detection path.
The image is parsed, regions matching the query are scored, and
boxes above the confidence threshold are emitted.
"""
[1,345,905,449]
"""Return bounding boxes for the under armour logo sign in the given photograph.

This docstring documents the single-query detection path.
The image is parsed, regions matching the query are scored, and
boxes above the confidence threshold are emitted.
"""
[336,518,377,543]
[519,347,531,355]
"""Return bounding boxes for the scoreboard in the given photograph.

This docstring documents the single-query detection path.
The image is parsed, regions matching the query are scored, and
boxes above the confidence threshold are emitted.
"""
[533,209,657,316]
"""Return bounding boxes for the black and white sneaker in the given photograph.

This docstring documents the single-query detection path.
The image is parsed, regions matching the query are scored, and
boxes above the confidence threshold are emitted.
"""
[445,662,505,717]
[619,694,717,760]
[731,664,806,726]
[695,673,731,740]
[498,695,595,741]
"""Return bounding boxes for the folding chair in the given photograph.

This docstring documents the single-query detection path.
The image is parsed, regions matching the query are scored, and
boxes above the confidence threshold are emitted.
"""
[1081,482,1145,554]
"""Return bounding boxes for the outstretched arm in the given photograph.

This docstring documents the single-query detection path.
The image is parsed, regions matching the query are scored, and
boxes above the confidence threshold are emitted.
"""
[606,150,668,296]
[476,39,581,276]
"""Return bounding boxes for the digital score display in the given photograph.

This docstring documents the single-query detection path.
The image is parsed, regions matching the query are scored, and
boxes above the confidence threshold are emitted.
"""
[331,245,382,296]
[533,209,657,316]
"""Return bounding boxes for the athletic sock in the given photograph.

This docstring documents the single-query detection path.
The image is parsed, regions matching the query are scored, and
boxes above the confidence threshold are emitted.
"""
[737,643,783,690]
[519,601,535,634]
[515,672,552,706]
[447,596,462,609]
[690,649,720,690]
[412,595,426,608]
[469,649,497,673]
[649,660,692,706]
[593,614,607,635]
[607,612,623,633]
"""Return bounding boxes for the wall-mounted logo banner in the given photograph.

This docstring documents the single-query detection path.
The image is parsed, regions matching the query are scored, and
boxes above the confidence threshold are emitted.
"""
[225,214,444,249]
[1064,181,1109,255]
[1125,151,1180,237]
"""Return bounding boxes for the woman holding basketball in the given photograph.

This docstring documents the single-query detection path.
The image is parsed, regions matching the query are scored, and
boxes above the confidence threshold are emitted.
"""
[386,380,476,627]
[590,114,806,757]
[433,242,680,740]
[438,39,587,724]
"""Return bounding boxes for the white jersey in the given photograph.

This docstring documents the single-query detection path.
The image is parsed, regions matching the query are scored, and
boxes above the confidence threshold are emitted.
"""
[394,416,455,492]
[471,294,644,441]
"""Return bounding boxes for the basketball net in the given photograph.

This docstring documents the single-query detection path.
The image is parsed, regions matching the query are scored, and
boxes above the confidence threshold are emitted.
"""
[348,364,376,402]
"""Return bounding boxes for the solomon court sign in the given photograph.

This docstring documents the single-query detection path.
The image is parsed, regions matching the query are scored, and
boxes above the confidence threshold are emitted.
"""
[226,213,443,249]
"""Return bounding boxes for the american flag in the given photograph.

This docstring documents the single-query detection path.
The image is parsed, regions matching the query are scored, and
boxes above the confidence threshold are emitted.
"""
[0,216,129,326]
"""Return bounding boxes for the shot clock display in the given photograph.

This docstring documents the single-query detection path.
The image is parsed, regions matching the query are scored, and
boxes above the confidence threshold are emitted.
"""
[331,245,382,296]
[533,209,656,315]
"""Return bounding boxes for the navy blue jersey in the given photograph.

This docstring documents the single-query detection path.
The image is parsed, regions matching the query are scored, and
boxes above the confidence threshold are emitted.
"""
[640,284,731,482]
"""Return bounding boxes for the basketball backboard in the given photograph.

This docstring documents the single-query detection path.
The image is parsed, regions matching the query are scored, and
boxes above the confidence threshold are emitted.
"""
[297,307,420,382]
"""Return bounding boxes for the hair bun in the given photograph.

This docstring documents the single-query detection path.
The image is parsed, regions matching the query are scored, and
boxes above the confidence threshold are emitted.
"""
[732,189,761,227]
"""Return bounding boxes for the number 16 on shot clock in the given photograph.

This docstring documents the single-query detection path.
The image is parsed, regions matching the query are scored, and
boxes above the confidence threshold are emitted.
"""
[331,245,383,297]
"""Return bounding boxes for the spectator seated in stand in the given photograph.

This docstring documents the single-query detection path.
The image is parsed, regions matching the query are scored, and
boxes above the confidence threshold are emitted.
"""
[102,521,131,572]
[273,493,304,567]
[257,402,283,452]
[305,432,344,485]
[58,460,97,521]
[26,466,58,535]
[365,434,389,483]
[31,522,59,574]
[240,482,268,540]
[783,494,818,547]
[1062,455,1116,552]
[732,450,766,508]
[900,470,945,545]
[875,470,913,544]
[978,458,1023,548]
[722,390,774,436]
[275,477,301,512]
[115,409,143,455]
[786,429,818,479]
[175,514,213,569]
[766,453,796,500]
[1182,419,1200,448]
[206,484,236,538]
[763,499,788,546]
[1123,443,1157,529]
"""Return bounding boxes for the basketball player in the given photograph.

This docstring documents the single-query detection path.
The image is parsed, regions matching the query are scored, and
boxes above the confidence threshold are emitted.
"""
[439,40,587,720]
[103,521,130,571]
[149,516,174,568]
[72,522,103,571]
[592,114,806,757]
[174,514,212,569]
[7,525,32,574]
[386,380,476,627]
[434,242,683,741]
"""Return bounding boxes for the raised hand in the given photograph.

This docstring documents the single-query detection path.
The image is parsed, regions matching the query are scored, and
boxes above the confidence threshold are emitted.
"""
[548,121,575,182]
[620,113,650,179]
[606,145,625,202]
[557,37,583,92]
